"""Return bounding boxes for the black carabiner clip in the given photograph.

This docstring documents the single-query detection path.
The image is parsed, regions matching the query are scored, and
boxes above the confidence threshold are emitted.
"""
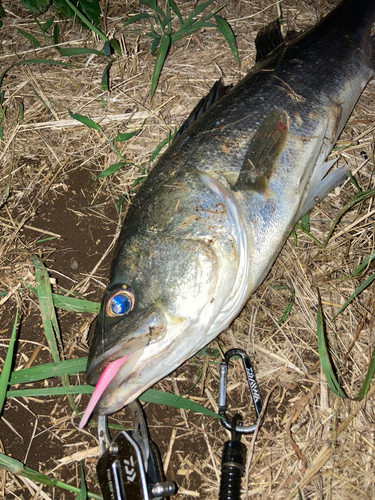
[218,349,263,434]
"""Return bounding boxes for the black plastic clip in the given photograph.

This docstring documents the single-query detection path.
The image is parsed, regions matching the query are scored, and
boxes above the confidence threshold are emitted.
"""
[218,349,263,434]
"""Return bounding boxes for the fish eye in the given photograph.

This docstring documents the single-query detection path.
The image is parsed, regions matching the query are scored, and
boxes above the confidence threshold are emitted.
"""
[105,287,135,317]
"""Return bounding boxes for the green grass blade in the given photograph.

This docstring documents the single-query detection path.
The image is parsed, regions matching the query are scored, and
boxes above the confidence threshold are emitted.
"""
[354,347,375,400]
[58,47,104,56]
[318,303,375,401]
[139,389,221,418]
[0,59,71,87]
[0,9,4,29]
[191,0,214,17]
[300,213,310,232]
[161,16,173,30]
[181,367,204,397]
[214,15,239,62]
[332,142,356,152]
[150,129,175,162]
[0,453,102,499]
[101,59,113,91]
[19,102,24,121]
[35,93,54,118]
[181,0,213,30]
[52,294,99,313]
[199,21,216,28]
[131,173,147,189]
[169,0,183,25]
[34,18,45,39]
[110,38,122,56]
[78,0,101,26]
[17,29,41,48]
[0,102,5,141]
[7,385,220,418]
[348,170,362,194]
[53,23,60,44]
[165,0,171,31]
[346,251,375,279]
[170,16,217,43]
[150,34,171,97]
[35,92,55,119]
[116,194,127,211]
[317,305,347,398]
[7,386,94,397]
[324,188,375,246]
[0,309,19,415]
[150,36,161,55]
[76,464,87,500]
[42,16,54,32]
[35,237,58,243]
[294,223,323,247]
[28,285,100,313]
[123,12,154,27]
[9,358,88,385]
[114,130,140,142]
[103,40,111,56]
[68,111,103,131]
[21,0,49,14]
[33,255,78,412]
[141,0,165,17]
[272,286,295,324]
[63,0,108,42]
[197,347,221,358]
[8,354,221,417]
[147,26,160,39]
[95,161,128,178]
[33,255,62,357]
[333,273,375,318]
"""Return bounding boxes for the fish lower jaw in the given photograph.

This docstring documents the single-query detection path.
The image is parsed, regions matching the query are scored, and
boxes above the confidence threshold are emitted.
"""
[94,384,145,415]
[95,337,204,415]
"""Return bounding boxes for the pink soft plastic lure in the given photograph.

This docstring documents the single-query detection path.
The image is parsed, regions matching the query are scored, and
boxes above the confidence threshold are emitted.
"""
[79,354,130,428]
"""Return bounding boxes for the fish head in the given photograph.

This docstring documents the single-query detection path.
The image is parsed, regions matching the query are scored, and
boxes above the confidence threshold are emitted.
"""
[85,229,225,417]
[81,169,245,426]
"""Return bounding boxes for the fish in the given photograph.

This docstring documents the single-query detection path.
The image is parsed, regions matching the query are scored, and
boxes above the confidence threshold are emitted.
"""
[79,0,375,427]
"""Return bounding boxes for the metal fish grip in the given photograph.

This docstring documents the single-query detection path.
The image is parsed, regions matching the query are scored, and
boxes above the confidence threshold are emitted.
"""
[96,400,176,500]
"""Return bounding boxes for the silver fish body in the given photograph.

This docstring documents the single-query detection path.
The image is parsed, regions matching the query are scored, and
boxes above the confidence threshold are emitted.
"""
[85,0,375,417]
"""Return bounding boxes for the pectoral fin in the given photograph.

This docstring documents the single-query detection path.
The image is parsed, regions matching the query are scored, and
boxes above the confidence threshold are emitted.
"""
[235,111,288,192]
[295,158,348,222]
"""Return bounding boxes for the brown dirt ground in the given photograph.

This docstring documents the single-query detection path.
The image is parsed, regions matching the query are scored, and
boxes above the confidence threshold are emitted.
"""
[1,0,375,499]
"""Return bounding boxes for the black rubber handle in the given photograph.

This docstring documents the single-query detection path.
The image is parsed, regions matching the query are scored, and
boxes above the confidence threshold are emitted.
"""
[219,440,247,500]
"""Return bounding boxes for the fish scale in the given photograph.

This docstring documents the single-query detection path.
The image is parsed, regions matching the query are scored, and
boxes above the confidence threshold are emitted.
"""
[80,0,375,427]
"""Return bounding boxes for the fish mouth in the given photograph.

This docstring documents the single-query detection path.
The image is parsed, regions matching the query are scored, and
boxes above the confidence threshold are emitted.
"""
[81,324,153,428]
[86,329,149,385]
[80,347,143,428]
[80,302,169,427]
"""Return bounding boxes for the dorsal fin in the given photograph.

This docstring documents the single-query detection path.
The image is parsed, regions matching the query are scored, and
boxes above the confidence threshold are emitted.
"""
[255,19,284,62]
[234,111,288,192]
[173,78,233,141]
